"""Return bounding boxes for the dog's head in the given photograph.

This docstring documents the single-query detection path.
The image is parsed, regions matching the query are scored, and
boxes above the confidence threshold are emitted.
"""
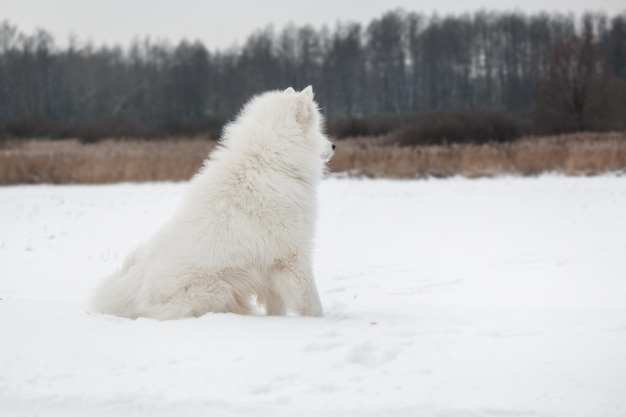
[233,86,335,162]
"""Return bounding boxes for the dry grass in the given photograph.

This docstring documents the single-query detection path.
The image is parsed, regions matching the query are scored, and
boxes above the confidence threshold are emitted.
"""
[0,132,625,184]
[0,138,215,184]
[329,132,626,178]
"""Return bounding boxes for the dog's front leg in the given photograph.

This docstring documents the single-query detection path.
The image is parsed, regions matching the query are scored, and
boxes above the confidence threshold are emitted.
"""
[269,256,323,317]
[296,270,323,317]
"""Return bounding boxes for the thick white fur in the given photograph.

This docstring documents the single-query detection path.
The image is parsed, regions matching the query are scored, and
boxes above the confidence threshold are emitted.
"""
[90,86,334,319]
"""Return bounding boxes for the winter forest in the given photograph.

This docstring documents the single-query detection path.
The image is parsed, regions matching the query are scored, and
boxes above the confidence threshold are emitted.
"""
[1,10,625,139]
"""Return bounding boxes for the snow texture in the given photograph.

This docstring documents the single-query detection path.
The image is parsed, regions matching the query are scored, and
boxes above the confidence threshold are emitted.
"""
[1,176,626,416]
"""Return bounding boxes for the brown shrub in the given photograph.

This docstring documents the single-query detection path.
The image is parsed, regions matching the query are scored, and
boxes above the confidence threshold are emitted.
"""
[328,110,525,145]
[0,118,225,143]
[328,115,411,139]
[389,110,525,147]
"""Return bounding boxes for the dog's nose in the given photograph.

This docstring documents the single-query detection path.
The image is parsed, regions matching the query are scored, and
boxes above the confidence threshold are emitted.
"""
[332,144,336,150]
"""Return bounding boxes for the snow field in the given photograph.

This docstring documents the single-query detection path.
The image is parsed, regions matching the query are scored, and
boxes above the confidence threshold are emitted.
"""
[1,176,626,416]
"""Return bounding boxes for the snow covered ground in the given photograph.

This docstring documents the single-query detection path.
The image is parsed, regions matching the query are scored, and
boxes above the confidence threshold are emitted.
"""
[1,176,626,417]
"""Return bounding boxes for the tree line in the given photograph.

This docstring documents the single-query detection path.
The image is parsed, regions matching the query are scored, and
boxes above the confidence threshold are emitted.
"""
[0,10,625,140]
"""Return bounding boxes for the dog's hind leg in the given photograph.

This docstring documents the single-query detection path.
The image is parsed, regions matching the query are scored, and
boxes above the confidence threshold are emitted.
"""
[230,292,255,315]
[260,288,287,316]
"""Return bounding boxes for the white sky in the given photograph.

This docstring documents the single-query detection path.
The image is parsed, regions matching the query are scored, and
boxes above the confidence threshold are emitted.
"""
[2,0,624,50]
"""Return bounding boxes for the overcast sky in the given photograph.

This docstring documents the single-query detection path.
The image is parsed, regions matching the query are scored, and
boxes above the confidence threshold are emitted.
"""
[2,0,625,50]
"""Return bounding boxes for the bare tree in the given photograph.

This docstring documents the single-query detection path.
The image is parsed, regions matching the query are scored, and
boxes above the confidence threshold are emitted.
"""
[1,12,625,138]
[322,22,365,118]
[366,11,407,114]
[535,35,622,131]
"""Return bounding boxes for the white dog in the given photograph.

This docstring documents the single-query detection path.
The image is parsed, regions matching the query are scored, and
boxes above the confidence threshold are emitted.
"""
[90,86,334,319]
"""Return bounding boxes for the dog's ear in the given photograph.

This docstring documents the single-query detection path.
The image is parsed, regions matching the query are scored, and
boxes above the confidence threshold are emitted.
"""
[294,85,316,126]
[295,94,313,126]
[284,87,295,93]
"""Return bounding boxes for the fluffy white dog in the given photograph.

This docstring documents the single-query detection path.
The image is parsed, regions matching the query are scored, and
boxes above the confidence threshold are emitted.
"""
[90,86,334,319]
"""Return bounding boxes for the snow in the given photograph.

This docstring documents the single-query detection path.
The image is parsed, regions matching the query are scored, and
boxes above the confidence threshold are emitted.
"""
[1,176,626,417]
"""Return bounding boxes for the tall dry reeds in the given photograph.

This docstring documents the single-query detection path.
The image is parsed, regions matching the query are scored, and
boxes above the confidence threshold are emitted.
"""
[0,138,215,184]
[0,132,624,184]
[328,132,626,178]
